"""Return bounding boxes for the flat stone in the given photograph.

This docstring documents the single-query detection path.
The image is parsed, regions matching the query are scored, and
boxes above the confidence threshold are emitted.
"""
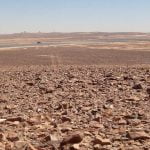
[127,131,150,140]
[93,135,111,145]
[70,144,80,150]
[14,141,27,150]
[118,119,127,125]
[7,116,24,122]
[0,119,6,123]
[89,121,104,129]
[61,133,83,145]
[126,96,140,101]
[61,116,71,122]
[60,127,72,133]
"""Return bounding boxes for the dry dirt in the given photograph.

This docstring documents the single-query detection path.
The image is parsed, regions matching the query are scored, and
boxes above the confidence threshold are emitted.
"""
[0,33,150,150]
[0,46,150,66]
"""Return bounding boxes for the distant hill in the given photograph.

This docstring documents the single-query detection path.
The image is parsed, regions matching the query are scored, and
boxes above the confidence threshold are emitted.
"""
[0,32,150,39]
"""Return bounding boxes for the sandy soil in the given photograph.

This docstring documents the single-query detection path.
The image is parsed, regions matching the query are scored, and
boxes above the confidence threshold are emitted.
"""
[0,46,150,67]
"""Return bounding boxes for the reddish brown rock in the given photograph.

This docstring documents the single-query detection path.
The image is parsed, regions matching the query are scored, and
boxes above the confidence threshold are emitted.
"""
[132,83,143,90]
[61,133,83,145]
[127,131,150,140]
[0,142,5,150]
[93,135,111,145]
[6,133,19,142]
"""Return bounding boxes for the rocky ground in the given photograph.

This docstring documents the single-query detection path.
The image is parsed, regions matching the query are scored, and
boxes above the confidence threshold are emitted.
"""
[0,66,150,150]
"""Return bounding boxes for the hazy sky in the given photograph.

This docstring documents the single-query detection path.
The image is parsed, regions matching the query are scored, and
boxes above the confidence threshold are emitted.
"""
[0,0,150,33]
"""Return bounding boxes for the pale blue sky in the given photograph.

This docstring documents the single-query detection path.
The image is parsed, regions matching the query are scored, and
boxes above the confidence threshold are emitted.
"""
[0,0,150,33]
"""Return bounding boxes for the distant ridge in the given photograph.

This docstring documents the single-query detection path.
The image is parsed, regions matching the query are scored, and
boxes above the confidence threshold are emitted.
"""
[0,32,150,39]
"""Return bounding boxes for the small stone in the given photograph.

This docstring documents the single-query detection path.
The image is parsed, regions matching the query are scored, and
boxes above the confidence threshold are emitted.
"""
[62,102,68,109]
[50,134,60,142]
[37,108,42,112]
[118,119,127,125]
[0,119,6,123]
[70,144,80,150]
[0,95,8,103]
[126,96,140,101]
[127,119,141,126]
[5,142,14,150]
[61,133,83,145]
[27,117,39,126]
[93,135,111,145]
[94,144,101,150]
[7,132,19,142]
[84,131,92,136]
[103,104,114,109]
[26,81,34,86]
[0,142,5,150]
[127,131,150,140]
[89,121,104,129]
[60,127,72,133]
[46,87,54,93]
[146,87,150,94]
[93,114,101,122]
[9,121,20,126]
[132,83,143,90]
[44,135,51,142]
[7,116,24,122]
[61,116,71,122]
[0,133,5,142]
[14,141,27,150]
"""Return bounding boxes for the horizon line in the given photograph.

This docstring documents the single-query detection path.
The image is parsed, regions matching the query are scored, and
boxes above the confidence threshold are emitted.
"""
[0,31,150,35]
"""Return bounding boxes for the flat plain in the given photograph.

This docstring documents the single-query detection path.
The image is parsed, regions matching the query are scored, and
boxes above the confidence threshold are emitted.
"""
[0,32,150,66]
[0,33,150,150]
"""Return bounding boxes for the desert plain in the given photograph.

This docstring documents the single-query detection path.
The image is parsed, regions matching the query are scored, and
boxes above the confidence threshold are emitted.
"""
[0,32,150,150]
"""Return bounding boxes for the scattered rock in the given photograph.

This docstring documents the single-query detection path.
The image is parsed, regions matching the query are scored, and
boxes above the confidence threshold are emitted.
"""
[61,133,83,145]
[0,142,5,150]
[7,116,24,122]
[60,127,72,133]
[93,135,111,145]
[126,96,140,101]
[90,121,104,129]
[0,119,6,123]
[7,133,19,142]
[127,119,141,126]
[127,131,150,140]
[118,119,127,125]
[146,87,150,95]
[50,134,60,142]
[0,133,5,142]
[14,141,27,150]
[94,144,101,150]
[70,144,80,150]
[61,116,71,122]
[132,83,143,90]
[0,67,149,149]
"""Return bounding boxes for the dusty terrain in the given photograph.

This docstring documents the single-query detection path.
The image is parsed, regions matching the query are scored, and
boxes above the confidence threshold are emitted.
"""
[0,33,150,150]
